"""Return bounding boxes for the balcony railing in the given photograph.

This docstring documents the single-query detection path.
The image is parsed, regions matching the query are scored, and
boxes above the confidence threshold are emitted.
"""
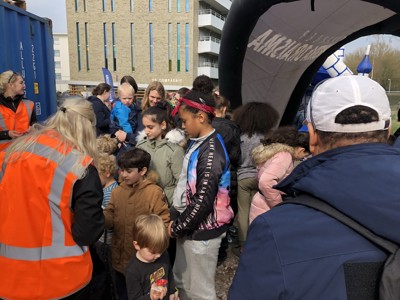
[198,9,225,21]
[199,36,221,44]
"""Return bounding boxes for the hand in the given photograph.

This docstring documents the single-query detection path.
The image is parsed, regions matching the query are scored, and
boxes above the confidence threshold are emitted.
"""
[8,130,23,139]
[150,283,167,300]
[115,130,127,142]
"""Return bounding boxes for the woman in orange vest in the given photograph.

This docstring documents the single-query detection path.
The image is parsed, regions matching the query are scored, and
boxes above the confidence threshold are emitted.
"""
[0,70,36,151]
[0,97,105,300]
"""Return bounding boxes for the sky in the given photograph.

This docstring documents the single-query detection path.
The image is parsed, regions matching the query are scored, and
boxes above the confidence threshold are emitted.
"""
[27,0,400,54]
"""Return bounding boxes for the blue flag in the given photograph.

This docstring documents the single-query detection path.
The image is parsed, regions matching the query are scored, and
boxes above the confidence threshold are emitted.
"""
[102,67,115,101]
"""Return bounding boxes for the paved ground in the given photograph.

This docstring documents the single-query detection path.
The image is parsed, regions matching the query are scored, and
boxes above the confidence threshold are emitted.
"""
[215,245,239,300]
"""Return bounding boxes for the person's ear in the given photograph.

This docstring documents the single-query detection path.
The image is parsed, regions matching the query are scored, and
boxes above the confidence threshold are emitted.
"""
[294,147,306,159]
[197,111,207,124]
[133,241,140,251]
[140,167,148,177]
[307,123,318,155]
[161,121,167,131]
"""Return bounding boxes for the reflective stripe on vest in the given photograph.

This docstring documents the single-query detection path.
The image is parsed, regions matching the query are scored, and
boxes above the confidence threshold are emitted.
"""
[0,142,89,260]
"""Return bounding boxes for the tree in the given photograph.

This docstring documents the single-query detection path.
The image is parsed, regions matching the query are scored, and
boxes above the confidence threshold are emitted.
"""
[344,38,400,91]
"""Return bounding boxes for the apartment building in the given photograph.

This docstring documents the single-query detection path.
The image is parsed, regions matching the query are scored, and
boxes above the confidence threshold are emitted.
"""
[65,0,230,92]
[53,33,71,92]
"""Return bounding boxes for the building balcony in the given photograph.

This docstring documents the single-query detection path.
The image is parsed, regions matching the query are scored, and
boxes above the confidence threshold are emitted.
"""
[198,61,218,79]
[198,9,225,34]
[198,36,220,55]
[200,0,231,14]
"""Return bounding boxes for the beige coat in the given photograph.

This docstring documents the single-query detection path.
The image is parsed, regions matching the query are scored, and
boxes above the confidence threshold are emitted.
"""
[103,178,170,273]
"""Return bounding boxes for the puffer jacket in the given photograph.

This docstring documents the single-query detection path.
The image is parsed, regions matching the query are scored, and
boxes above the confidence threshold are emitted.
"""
[103,175,170,273]
[249,143,294,224]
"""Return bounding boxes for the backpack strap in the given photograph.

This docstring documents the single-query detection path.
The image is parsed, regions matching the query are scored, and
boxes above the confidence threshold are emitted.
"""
[282,194,398,254]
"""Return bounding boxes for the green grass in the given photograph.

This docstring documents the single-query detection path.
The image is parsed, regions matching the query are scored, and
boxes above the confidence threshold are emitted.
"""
[388,93,400,134]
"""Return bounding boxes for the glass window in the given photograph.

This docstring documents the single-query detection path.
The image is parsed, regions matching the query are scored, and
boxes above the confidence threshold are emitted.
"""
[177,0,180,13]
[54,37,60,46]
[55,61,61,69]
[177,23,180,72]
[56,73,62,80]
[112,23,117,71]
[75,0,78,12]
[168,23,172,71]
[83,0,87,12]
[149,23,154,72]
[185,23,189,72]
[185,0,189,12]
[168,0,171,12]
[54,50,60,57]
[76,23,81,71]
[102,0,106,12]
[130,23,135,71]
[85,22,90,71]
[103,23,108,69]
[111,0,115,12]
[130,0,134,12]
[149,0,152,12]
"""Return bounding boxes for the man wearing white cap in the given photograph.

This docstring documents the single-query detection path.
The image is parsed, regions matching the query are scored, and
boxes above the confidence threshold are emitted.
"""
[229,75,399,299]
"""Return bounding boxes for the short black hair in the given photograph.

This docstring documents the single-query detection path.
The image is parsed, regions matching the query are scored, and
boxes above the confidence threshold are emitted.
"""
[181,89,215,122]
[118,148,151,171]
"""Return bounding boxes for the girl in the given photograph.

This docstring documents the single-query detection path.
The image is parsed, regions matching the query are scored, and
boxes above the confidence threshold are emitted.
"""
[232,102,280,254]
[136,104,185,205]
[141,81,166,111]
[168,88,234,300]
[249,126,310,224]
[87,82,111,136]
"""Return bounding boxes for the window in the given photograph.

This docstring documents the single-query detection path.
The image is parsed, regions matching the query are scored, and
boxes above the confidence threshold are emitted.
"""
[111,0,115,12]
[112,23,117,71]
[102,0,106,11]
[83,0,87,11]
[149,0,152,12]
[54,50,60,57]
[54,37,60,46]
[149,23,154,72]
[85,22,90,71]
[76,23,81,71]
[55,61,61,69]
[168,0,171,12]
[185,0,189,12]
[177,0,181,13]
[130,23,135,71]
[74,0,78,12]
[177,23,180,72]
[168,23,172,71]
[56,73,62,80]
[103,23,108,69]
[185,23,189,72]
[130,0,134,12]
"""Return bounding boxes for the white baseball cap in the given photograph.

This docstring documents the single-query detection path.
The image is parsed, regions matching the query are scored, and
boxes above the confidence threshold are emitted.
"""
[306,75,391,133]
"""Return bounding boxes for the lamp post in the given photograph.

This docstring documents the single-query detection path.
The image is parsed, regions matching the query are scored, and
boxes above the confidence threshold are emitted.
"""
[388,78,391,94]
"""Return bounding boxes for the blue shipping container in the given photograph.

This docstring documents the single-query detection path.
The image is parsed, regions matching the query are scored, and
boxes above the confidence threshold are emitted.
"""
[0,1,57,121]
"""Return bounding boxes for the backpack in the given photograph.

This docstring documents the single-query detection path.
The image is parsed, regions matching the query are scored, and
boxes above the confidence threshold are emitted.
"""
[283,194,400,300]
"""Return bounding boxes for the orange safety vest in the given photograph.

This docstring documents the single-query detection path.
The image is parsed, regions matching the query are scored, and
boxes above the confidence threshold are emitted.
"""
[0,99,34,151]
[0,132,93,300]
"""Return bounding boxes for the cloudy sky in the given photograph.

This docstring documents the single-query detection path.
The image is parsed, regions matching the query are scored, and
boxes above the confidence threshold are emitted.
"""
[28,0,67,33]
[26,0,399,55]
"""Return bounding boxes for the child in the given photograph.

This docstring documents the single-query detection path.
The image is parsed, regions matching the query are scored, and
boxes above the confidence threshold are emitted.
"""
[136,104,184,206]
[103,148,170,300]
[249,126,310,224]
[111,82,138,146]
[125,214,177,300]
[232,102,279,255]
[169,89,234,300]
[96,134,118,155]
[89,153,119,299]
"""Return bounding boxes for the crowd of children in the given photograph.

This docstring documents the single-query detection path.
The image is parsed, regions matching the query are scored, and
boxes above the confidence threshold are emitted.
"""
[81,73,315,300]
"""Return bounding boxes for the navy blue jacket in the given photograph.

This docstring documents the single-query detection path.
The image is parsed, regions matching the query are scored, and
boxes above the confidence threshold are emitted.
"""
[87,96,110,136]
[229,143,400,300]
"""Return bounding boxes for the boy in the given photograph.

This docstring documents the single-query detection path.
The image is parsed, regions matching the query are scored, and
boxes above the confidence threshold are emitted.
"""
[104,148,170,300]
[111,82,138,145]
[169,88,234,300]
[125,214,177,300]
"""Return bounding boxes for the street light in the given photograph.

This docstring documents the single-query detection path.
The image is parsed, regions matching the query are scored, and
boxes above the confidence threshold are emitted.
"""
[388,78,391,94]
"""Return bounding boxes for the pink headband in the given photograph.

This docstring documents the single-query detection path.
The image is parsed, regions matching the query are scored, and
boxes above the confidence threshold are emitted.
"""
[171,97,215,117]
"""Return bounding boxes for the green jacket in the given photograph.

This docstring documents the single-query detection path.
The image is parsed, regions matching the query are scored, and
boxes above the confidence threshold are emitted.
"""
[137,138,184,205]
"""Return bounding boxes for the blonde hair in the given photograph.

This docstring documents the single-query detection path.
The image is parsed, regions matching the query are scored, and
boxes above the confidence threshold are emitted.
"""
[141,81,166,111]
[0,70,21,94]
[97,153,118,177]
[97,134,118,154]
[133,214,169,253]
[118,82,135,98]
[5,97,98,177]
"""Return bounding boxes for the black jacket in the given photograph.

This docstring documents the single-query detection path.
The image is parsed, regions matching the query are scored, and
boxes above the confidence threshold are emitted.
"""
[88,96,111,136]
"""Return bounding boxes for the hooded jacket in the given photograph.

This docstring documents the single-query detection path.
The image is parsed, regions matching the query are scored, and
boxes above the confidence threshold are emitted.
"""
[229,143,400,300]
[249,143,295,224]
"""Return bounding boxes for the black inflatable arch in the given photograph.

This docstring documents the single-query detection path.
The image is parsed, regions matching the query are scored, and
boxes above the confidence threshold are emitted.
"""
[219,0,400,125]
